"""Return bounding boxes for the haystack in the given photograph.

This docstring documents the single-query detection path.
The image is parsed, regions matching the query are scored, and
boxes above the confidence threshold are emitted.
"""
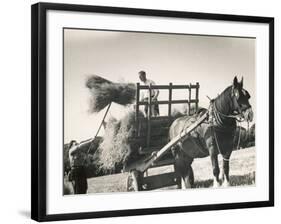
[86,75,136,113]
[96,111,144,171]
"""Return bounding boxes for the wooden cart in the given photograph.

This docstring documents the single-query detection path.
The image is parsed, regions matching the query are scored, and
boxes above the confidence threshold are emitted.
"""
[124,82,206,191]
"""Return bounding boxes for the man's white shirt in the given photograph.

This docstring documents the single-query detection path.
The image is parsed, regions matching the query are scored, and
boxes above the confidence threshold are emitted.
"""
[141,79,159,100]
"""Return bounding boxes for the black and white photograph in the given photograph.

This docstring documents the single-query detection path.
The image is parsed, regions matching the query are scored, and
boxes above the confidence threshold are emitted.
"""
[63,29,256,195]
[0,0,278,223]
[30,2,274,221]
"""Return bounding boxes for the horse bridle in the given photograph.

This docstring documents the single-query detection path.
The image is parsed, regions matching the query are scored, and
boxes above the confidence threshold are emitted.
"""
[213,87,251,123]
[213,101,245,123]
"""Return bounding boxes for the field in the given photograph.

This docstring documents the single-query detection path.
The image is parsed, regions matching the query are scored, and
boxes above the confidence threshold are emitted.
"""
[86,147,255,193]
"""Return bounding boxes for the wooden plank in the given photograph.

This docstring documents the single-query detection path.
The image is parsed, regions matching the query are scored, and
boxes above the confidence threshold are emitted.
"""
[151,157,175,168]
[136,134,168,141]
[147,84,152,147]
[149,138,168,147]
[143,172,177,190]
[195,82,199,112]
[138,84,199,90]
[168,83,172,117]
[138,146,162,155]
[123,153,174,172]
[136,83,140,137]
[139,116,172,127]
[138,125,171,137]
[132,136,168,147]
[137,126,170,138]
[138,99,198,105]
[140,115,170,121]
[188,83,192,115]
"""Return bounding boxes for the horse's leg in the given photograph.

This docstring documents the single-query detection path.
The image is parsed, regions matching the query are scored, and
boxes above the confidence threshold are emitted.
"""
[211,154,220,188]
[173,149,193,189]
[180,165,193,189]
[188,165,194,186]
[183,164,194,188]
[207,138,220,188]
[174,156,189,189]
[221,153,231,187]
[181,156,194,189]
[172,146,181,189]
[173,162,181,189]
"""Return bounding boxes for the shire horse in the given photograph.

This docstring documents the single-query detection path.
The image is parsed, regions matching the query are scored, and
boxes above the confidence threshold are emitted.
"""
[169,77,253,188]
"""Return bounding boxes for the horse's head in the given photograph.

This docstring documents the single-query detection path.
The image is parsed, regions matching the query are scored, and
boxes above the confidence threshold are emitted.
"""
[231,76,253,122]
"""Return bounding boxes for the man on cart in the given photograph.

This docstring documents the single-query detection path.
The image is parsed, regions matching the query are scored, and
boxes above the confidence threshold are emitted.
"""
[138,70,160,117]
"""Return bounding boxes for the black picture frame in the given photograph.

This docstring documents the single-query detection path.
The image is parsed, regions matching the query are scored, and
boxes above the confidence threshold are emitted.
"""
[31,2,274,222]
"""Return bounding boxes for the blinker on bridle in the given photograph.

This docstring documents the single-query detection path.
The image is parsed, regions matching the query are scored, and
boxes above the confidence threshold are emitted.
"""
[211,87,249,123]
[230,86,251,119]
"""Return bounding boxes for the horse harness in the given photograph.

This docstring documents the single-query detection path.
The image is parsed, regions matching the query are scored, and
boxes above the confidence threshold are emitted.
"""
[209,98,244,161]
[177,94,245,162]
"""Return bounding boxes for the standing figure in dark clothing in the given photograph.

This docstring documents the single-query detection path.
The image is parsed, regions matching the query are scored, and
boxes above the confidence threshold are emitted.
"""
[68,140,88,194]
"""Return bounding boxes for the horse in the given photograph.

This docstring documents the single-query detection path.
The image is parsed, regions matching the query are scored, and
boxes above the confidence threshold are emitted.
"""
[169,76,253,188]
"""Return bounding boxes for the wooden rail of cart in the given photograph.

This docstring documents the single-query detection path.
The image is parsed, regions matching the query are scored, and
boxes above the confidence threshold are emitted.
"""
[124,82,203,191]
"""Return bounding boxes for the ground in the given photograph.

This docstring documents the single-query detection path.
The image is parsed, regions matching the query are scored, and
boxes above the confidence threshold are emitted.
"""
[85,147,255,193]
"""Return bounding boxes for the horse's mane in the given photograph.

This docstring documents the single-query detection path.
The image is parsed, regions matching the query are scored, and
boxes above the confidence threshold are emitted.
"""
[213,85,237,128]
[214,86,233,115]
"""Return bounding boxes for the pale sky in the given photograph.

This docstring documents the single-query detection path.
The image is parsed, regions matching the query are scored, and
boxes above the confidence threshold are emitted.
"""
[64,29,256,143]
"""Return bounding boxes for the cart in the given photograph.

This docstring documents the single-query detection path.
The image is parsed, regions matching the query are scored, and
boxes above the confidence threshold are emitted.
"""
[124,82,207,191]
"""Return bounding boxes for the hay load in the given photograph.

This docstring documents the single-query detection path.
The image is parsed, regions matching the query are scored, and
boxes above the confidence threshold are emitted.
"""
[96,110,145,171]
[86,75,136,113]
[96,111,189,171]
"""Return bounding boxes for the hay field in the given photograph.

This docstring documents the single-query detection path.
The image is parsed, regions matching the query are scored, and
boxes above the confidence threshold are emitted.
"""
[87,147,255,193]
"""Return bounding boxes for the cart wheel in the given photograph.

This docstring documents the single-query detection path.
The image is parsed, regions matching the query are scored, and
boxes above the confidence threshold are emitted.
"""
[127,170,143,191]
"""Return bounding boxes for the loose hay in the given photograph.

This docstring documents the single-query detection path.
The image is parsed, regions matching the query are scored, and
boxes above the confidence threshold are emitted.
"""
[96,106,207,171]
[96,110,187,171]
[97,111,144,171]
[86,75,136,113]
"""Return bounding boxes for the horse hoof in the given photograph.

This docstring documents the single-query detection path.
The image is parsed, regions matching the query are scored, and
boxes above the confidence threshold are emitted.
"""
[222,180,230,188]
[213,181,220,188]
[181,178,187,189]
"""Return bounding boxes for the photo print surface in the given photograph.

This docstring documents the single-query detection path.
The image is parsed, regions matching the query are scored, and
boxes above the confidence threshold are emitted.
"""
[63,28,256,195]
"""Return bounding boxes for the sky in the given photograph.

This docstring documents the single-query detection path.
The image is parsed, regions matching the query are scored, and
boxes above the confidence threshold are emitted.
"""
[64,29,256,143]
